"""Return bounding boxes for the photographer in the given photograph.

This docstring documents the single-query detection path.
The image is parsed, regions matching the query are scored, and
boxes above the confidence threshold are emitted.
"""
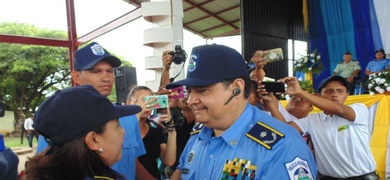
[159,50,196,179]
[248,50,268,110]
[127,86,177,180]
[250,50,268,82]
[266,76,379,179]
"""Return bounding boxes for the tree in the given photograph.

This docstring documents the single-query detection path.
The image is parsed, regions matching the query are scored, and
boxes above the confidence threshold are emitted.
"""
[0,22,71,123]
[0,22,136,129]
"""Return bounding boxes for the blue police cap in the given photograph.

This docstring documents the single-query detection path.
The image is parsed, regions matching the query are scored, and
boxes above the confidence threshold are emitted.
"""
[166,44,248,89]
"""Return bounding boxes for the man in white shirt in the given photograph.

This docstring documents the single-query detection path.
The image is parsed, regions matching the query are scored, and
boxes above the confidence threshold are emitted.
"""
[280,76,378,179]
[24,114,38,148]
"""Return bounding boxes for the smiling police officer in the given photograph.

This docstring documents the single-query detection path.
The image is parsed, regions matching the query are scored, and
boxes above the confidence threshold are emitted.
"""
[166,44,317,180]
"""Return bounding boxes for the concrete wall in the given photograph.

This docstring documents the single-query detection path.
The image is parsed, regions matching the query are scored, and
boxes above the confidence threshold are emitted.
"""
[0,110,15,134]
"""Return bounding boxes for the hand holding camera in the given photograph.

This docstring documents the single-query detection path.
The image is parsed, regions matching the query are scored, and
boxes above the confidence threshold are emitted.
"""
[143,95,169,109]
[261,81,286,93]
[162,50,173,69]
[251,48,284,68]
[263,48,284,63]
[148,108,175,133]
[168,45,188,65]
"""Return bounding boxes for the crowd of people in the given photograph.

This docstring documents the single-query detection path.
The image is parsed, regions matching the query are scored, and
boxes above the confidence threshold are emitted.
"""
[1,41,386,180]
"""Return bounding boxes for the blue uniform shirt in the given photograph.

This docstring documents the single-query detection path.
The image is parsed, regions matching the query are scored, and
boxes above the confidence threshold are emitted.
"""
[111,115,146,180]
[37,115,146,180]
[36,134,48,153]
[365,58,389,72]
[177,104,317,179]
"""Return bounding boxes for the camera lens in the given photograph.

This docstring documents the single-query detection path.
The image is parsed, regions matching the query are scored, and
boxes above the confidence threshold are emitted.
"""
[170,45,187,65]
[173,54,184,65]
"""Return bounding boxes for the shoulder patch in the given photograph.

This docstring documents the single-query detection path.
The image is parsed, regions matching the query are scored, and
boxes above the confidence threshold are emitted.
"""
[246,122,284,149]
[190,123,204,135]
[285,157,314,179]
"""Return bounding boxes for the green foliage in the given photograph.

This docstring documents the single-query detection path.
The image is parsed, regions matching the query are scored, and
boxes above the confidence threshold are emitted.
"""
[298,80,314,94]
[293,49,324,75]
[0,22,136,113]
[0,22,71,116]
[4,136,37,149]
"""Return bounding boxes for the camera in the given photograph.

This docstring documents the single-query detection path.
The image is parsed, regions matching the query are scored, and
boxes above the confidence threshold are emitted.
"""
[143,95,169,109]
[263,48,284,63]
[168,45,188,65]
[168,86,187,100]
[261,81,286,93]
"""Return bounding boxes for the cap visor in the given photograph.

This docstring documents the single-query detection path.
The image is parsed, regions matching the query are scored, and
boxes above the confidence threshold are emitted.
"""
[110,105,142,119]
[81,56,121,70]
[166,78,221,89]
[317,76,348,93]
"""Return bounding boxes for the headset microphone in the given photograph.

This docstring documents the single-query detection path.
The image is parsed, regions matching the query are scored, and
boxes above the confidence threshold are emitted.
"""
[224,87,241,105]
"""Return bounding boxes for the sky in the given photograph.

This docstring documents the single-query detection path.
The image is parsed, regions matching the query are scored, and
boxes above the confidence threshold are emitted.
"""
[0,0,242,86]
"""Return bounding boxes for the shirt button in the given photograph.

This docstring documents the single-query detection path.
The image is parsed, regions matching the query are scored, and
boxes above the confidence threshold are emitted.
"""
[210,155,214,158]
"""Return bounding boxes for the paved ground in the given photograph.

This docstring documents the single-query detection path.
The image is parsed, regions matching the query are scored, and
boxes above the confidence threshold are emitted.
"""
[12,147,36,175]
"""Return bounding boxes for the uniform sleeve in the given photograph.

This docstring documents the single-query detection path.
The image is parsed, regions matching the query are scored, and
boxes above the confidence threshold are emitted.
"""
[333,64,340,73]
[349,103,368,125]
[260,133,318,179]
[354,61,361,70]
[365,61,372,71]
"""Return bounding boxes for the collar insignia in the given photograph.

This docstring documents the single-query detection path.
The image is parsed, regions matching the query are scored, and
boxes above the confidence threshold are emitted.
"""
[190,123,204,135]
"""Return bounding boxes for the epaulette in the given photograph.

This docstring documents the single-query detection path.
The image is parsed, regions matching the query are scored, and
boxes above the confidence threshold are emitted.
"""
[246,121,284,150]
[338,61,343,64]
[190,123,204,135]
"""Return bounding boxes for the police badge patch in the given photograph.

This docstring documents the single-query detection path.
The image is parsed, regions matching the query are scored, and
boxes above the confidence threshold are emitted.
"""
[188,54,199,72]
[187,151,195,165]
[284,157,313,180]
[90,44,106,56]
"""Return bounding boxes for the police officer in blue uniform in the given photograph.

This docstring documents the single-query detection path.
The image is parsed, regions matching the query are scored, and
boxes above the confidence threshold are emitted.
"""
[363,48,390,93]
[166,44,317,180]
[365,48,389,75]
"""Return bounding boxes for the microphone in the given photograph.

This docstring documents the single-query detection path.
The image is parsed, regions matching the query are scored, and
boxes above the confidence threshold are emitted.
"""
[224,87,241,105]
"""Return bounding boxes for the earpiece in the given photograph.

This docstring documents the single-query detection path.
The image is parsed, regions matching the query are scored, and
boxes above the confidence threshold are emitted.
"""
[233,87,241,96]
[225,87,241,105]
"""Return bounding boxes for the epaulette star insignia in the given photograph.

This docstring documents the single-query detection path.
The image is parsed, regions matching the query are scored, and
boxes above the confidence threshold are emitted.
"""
[246,122,284,149]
